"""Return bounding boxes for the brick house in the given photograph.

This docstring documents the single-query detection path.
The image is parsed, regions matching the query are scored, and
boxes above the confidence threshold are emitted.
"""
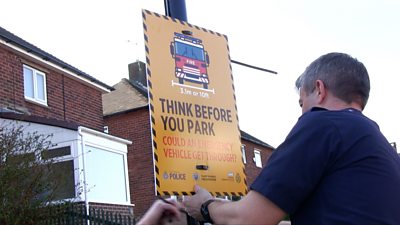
[103,61,274,216]
[0,26,133,216]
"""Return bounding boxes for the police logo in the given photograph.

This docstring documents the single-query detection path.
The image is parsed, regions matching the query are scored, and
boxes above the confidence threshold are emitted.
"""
[163,172,169,180]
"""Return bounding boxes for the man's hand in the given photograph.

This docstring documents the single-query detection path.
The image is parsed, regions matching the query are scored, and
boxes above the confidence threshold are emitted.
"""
[137,198,183,225]
[182,185,213,220]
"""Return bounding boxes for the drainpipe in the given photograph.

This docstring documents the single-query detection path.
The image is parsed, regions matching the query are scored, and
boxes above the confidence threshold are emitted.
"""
[78,127,90,225]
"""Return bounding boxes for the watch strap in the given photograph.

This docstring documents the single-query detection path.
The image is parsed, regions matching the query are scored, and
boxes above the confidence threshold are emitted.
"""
[201,199,216,223]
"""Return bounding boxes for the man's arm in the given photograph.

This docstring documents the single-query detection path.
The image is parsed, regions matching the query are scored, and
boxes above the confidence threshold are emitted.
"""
[183,185,286,225]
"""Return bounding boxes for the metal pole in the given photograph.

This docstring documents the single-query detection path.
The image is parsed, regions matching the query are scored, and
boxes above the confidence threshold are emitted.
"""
[164,0,277,75]
[231,60,278,74]
[164,0,188,22]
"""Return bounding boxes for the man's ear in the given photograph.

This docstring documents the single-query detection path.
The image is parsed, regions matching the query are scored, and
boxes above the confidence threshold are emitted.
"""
[315,80,327,103]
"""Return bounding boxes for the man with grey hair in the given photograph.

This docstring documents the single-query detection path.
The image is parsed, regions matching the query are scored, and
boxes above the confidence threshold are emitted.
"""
[181,52,400,225]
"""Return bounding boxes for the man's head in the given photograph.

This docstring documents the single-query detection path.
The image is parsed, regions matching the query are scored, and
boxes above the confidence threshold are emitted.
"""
[296,52,370,113]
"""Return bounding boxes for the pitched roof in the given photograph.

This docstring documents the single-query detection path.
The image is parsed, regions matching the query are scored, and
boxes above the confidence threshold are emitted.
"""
[102,78,148,116]
[0,26,113,92]
[0,112,79,131]
[240,130,275,149]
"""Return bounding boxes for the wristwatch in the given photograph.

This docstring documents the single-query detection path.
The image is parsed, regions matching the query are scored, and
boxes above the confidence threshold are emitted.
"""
[200,199,216,224]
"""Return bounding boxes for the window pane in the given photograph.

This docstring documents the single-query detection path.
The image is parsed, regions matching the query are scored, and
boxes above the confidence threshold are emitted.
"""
[36,73,45,101]
[42,146,71,160]
[86,146,128,203]
[254,150,262,168]
[23,67,34,98]
[50,160,75,200]
[241,145,246,164]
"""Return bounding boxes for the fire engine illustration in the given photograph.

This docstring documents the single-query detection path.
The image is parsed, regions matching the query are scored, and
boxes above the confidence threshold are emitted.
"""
[170,32,210,89]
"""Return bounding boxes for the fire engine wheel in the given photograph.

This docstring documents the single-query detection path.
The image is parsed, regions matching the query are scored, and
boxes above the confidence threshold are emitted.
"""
[203,84,208,89]
[179,78,184,84]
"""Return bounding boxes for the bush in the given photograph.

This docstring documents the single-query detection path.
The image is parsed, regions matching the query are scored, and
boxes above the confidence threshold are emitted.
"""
[0,121,59,225]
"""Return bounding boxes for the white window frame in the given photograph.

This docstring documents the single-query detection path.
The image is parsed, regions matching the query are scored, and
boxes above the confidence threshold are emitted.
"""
[254,149,262,168]
[45,143,77,201]
[23,64,47,105]
[241,144,247,164]
[78,127,131,205]
[84,144,129,204]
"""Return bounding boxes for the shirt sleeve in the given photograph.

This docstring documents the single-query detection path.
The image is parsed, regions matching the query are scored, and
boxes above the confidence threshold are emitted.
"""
[250,111,341,214]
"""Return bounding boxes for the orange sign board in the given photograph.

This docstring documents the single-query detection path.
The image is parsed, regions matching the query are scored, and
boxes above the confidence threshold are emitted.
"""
[143,9,247,196]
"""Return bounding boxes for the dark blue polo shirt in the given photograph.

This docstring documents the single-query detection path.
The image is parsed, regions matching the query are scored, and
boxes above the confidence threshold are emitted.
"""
[251,107,400,225]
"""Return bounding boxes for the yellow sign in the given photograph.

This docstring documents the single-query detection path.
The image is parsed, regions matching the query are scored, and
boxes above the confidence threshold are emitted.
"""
[143,9,247,196]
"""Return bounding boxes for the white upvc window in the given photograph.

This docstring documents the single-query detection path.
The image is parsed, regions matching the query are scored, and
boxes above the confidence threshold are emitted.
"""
[85,145,129,204]
[241,145,247,164]
[254,149,262,168]
[42,144,76,200]
[23,64,47,105]
[79,127,131,205]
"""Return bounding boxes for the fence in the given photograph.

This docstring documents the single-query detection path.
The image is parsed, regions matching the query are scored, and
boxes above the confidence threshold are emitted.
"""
[44,203,136,225]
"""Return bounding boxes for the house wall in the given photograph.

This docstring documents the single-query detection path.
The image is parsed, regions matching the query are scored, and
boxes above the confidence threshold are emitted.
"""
[0,38,134,219]
[0,45,104,130]
[241,139,274,186]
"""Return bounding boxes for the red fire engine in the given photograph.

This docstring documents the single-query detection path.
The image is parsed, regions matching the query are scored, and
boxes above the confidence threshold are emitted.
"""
[170,32,210,89]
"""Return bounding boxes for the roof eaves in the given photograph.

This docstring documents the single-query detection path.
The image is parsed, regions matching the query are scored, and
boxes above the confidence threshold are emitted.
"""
[0,26,114,92]
[240,130,275,149]
[103,104,149,118]
[127,79,149,98]
[0,112,79,131]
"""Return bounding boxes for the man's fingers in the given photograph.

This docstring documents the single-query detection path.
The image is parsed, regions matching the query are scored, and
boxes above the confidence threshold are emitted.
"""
[194,184,204,193]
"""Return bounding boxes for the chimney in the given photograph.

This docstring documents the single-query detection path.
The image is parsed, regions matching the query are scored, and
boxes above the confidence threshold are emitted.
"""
[128,60,147,87]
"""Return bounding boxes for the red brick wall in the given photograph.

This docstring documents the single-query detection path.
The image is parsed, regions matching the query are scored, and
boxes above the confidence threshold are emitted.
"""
[0,46,104,130]
[241,139,274,186]
[0,47,24,109]
[104,108,156,217]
